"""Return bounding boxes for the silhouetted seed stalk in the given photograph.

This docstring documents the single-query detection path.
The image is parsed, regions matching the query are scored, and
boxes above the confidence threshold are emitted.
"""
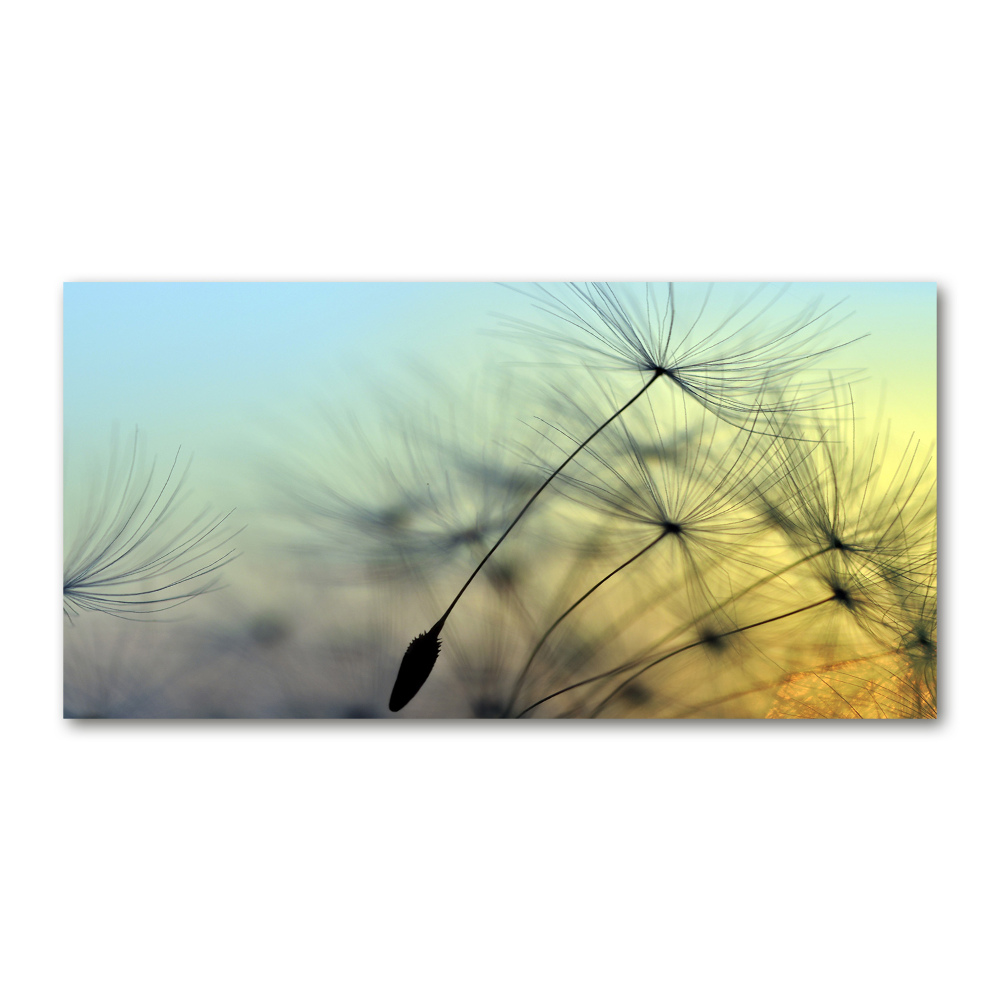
[588,558,898,718]
[576,545,837,689]
[502,544,833,717]
[389,369,665,711]
[516,594,840,718]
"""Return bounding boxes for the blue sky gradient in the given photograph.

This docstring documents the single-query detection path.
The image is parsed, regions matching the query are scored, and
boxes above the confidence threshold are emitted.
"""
[64,281,936,567]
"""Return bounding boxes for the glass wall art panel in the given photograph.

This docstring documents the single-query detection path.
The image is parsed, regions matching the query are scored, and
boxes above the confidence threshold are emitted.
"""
[63,282,937,719]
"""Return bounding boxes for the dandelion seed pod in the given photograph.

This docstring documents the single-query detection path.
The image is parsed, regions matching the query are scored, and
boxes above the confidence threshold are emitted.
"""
[389,620,445,712]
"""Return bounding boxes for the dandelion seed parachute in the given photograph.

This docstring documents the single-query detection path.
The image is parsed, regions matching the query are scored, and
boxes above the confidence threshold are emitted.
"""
[278,373,554,581]
[501,390,800,714]
[63,429,243,622]
[497,281,864,424]
[751,410,937,586]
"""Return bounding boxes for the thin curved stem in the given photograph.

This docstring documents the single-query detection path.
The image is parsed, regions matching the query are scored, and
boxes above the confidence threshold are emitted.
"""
[390,371,665,712]
[608,545,835,672]
[534,545,834,703]
[436,371,664,626]
[517,594,836,718]
[504,529,668,715]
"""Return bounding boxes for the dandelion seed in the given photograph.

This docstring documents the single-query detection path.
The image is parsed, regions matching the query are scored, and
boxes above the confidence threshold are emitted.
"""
[503,392,794,714]
[389,620,445,713]
[63,429,243,622]
[281,378,550,580]
[389,369,666,710]
[753,410,936,585]
[498,282,864,423]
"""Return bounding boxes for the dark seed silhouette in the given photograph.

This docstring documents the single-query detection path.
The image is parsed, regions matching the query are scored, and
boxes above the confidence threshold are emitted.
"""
[389,619,445,712]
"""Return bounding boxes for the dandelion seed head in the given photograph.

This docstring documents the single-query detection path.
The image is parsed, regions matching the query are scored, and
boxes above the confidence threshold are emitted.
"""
[755,411,936,586]
[551,391,790,566]
[499,281,862,425]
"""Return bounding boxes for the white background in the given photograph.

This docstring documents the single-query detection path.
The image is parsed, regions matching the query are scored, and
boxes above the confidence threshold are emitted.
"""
[4,2,991,997]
